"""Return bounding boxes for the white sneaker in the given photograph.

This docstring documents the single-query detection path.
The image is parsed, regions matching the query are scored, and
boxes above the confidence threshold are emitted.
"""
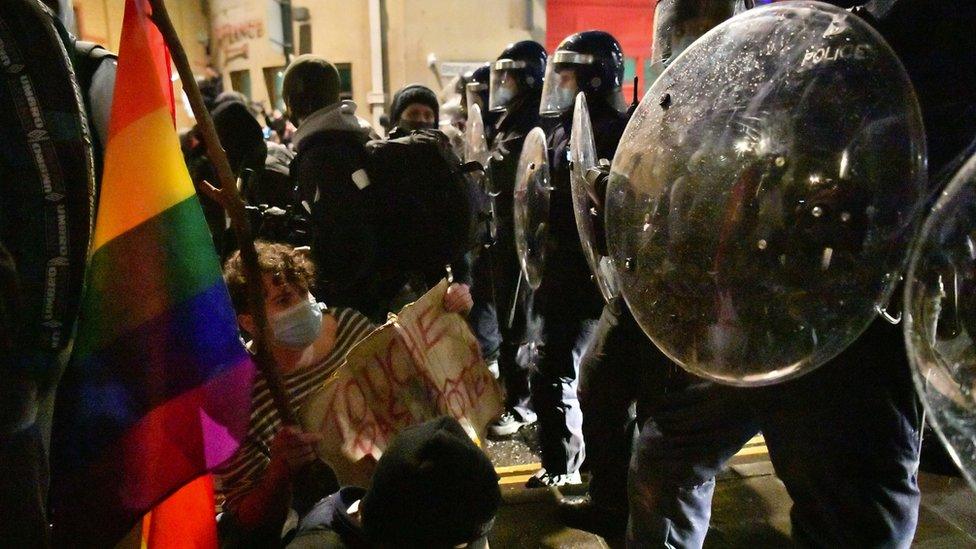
[486,358,500,379]
[525,468,582,488]
[488,409,535,437]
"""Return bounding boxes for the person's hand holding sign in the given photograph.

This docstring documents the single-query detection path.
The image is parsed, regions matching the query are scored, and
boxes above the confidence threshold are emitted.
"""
[269,425,323,479]
[443,283,473,314]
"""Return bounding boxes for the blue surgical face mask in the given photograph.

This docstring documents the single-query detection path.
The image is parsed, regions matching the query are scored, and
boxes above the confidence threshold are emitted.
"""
[270,295,323,349]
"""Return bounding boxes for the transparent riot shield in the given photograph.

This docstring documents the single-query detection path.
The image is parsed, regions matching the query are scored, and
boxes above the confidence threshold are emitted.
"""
[903,151,976,492]
[647,0,740,85]
[570,93,620,302]
[465,104,496,244]
[465,103,491,168]
[605,2,927,386]
[514,127,551,291]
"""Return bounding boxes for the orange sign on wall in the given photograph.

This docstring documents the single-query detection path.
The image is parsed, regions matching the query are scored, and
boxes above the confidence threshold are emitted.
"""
[214,18,264,61]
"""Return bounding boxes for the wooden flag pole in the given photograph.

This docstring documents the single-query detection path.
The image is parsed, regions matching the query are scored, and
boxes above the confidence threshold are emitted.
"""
[147,0,297,425]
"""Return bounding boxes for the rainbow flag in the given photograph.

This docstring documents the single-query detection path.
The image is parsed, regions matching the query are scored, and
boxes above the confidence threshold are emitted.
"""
[50,0,255,545]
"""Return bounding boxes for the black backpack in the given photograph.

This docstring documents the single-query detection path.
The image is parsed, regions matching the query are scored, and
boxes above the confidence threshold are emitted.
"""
[364,129,475,274]
[73,41,116,94]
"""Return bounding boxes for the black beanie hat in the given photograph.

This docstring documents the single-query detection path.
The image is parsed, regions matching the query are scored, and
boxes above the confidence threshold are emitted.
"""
[211,100,266,173]
[282,55,341,124]
[211,90,249,111]
[361,416,501,547]
[389,83,440,126]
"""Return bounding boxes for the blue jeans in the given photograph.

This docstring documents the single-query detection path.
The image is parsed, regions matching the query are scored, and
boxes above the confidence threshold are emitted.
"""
[469,249,534,420]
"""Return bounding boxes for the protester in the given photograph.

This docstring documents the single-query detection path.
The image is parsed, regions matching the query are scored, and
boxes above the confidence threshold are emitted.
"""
[198,64,224,111]
[212,100,301,245]
[376,83,475,318]
[286,416,501,548]
[184,96,299,256]
[285,55,473,322]
[0,1,97,543]
[39,0,117,169]
[268,108,289,141]
[283,54,386,317]
[216,242,472,544]
[73,40,116,162]
[387,83,440,138]
[253,138,297,209]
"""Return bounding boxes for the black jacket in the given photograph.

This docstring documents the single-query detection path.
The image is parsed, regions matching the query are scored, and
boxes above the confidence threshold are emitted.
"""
[539,100,630,319]
[487,95,544,317]
[291,101,385,317]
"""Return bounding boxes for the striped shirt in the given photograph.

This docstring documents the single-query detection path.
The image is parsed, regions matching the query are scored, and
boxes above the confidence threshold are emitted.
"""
[215,307,375,513]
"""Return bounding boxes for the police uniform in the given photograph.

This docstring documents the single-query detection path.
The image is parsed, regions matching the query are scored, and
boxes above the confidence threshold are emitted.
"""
[533,100,630,477]
[626,1,976,546]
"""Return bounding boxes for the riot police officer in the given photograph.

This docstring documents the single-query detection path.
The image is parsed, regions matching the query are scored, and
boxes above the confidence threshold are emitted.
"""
[560,3,743,537]
[605,1,976,547]
[524,31,631,488]
[476,41,549,439]
[463,63,499,145]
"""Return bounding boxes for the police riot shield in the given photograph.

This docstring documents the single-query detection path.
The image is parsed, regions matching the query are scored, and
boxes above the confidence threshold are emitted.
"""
[514,127,551,291]
[465,104,496,244]
[647,0,740,85]
[465,103,491,168]
[903,151,976,492]
[605,2,927,386]
[571,93,619,303]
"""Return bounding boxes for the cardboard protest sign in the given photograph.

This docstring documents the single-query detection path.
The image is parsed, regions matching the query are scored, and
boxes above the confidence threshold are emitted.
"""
[301,280,504,487]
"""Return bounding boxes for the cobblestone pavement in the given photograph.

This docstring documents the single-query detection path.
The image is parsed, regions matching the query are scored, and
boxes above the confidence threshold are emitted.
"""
[486,423,542,467]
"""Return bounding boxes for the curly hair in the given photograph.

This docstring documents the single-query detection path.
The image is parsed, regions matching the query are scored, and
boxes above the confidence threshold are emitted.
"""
[223,241,316,313]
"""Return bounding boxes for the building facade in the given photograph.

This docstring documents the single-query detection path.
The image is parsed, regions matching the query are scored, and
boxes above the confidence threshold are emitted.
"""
[74,0,211,129]
[72,0,655,131]
[214,0,547,130]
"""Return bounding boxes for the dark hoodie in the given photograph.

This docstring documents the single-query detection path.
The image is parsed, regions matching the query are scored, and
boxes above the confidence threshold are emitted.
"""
[290,100,388,317]
[188,100,295,257]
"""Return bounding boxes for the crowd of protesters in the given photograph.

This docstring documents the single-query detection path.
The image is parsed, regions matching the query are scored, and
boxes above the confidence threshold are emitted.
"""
[4,0,976,547]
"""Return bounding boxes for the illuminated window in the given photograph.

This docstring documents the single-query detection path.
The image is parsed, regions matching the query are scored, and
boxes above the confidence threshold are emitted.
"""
[336,63,353,100]
[230,69,252,99]
[263,66,286,111]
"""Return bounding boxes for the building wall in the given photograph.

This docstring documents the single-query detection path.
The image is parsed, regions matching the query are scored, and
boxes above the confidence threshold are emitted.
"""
[291,0,372,111]
[385,0,546,96]
[211,0,290,110]
[75,0,211,129]
[289,0,545,129]
[77,0,548,131]
[74,0,655,132]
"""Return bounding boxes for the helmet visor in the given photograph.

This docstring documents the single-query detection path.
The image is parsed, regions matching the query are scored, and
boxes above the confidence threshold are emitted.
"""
[466,81,488,116]
[489,59,525,112]
[540,50,592,117]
